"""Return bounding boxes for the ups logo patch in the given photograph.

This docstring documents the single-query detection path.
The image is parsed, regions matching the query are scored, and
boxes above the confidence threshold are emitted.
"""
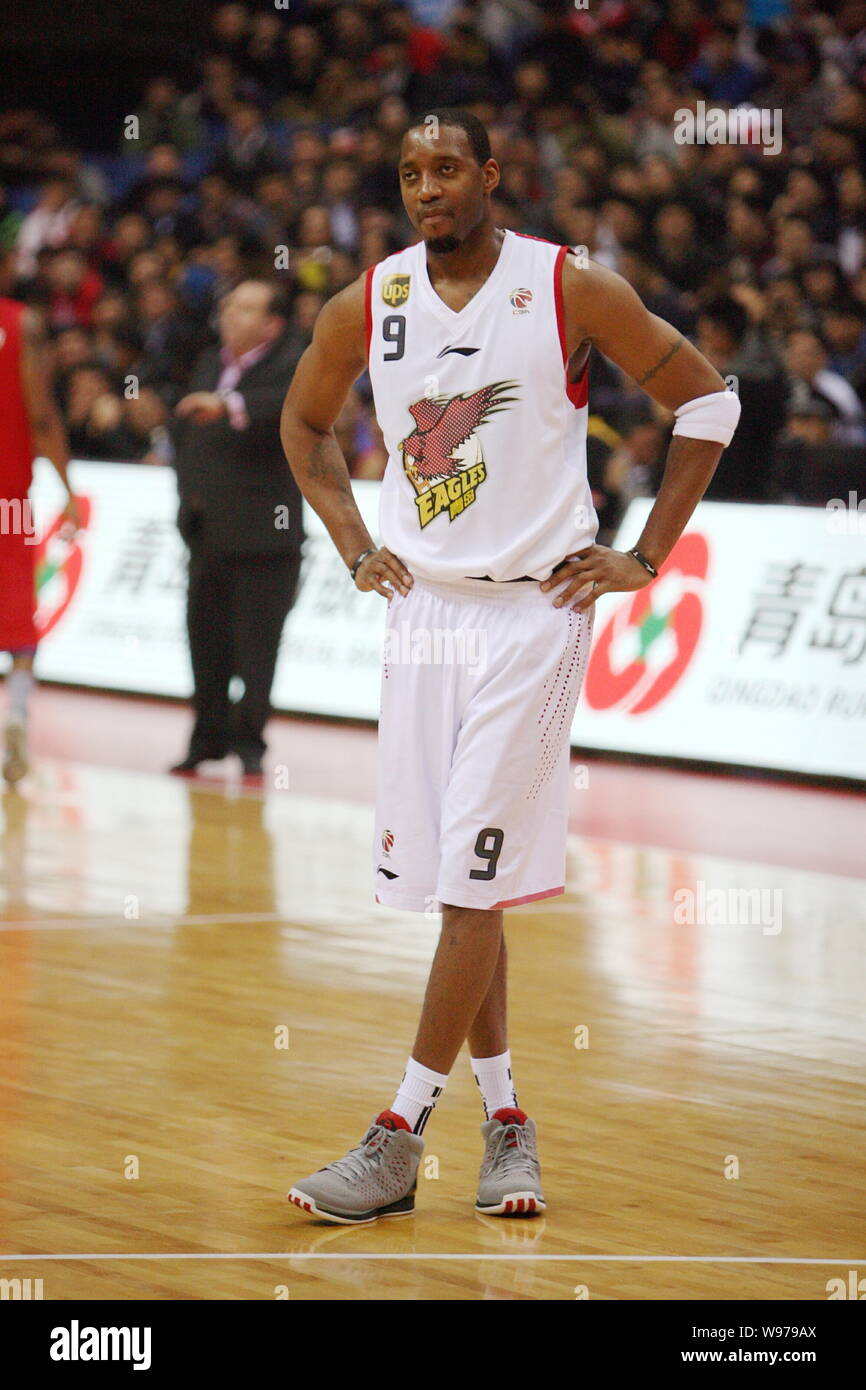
[382,274,411,307]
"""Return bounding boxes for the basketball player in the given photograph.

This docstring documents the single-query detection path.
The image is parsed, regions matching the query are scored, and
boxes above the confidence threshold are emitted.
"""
[0,252,79,784]
[279,109,739,1223]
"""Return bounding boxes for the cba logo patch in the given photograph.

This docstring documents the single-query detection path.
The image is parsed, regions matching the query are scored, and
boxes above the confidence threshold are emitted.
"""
[585,532,708,714]
[382,274,410,307]
[399,381,518,528]
[509,287,533,313]
[381,829,395,854]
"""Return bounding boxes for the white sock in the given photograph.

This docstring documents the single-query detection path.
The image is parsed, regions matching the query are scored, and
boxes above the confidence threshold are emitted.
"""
[391,1057,448,1135]
[6,667,35,725]
[471,1049,518,1119]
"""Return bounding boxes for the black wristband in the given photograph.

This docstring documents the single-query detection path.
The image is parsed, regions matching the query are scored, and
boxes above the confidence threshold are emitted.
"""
[350,547,377,581]
[627,547,658,579]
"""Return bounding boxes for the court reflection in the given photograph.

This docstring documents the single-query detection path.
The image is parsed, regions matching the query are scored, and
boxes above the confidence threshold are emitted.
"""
[182,783,277,920]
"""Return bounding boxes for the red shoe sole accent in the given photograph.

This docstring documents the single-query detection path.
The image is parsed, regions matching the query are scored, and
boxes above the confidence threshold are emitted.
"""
[287,1188,415,1225]
[477,1192,544,1217]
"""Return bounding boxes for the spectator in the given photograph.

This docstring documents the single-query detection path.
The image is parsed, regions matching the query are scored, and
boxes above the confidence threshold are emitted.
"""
[208,3,251,67]
[769,395,856,503]
[696,294,789,500]
[799,257,849,310]
[773,168,837,245]
[516,2,588,101]
[836,165,866,277]
[64,362,139,460]
[135,177,190,242]
[100,213,153,288]
[650,0,713,72]
[291,206,335,293]
[652,201,715,295]
[779,394,838,448]
[275,27,326,123]
[763,273,809,338]
[753,30,827,146]
[210,100,284,194]
[689,22,761,105]
[321,160,361,254]
[44,248,104,330]
[121,78,205,154]
[785,327,866,440]
[244,13,287,104]
[835,308,866,406]
[726,194,774,278]
[15,176,78,279]
[764,215,824,278]
[188,55,244,129]
[135,279,204,408]
[65,205,107,268]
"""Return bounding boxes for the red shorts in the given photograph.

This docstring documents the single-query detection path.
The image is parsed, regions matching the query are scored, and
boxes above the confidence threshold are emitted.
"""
[0,524,38,651]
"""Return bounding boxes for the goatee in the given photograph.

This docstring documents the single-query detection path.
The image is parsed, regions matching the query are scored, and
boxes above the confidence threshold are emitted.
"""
[425,232,460,254]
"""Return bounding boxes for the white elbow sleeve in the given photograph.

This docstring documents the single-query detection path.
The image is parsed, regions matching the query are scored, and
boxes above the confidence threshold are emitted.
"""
[672,388,741,448]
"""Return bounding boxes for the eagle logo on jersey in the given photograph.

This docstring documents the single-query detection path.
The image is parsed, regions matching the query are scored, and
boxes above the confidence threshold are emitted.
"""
[399,380,519,528]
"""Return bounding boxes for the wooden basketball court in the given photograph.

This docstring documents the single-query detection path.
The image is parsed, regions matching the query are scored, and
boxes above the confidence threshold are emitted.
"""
[1,690,863,1300]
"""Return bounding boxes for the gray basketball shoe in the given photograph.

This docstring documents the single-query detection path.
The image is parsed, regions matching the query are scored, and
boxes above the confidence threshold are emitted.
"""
[288,1111,424,1224]
[475,1107,546,1216]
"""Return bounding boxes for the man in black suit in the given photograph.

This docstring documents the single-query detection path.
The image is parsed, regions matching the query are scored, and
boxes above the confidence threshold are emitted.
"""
[170,279,305,777]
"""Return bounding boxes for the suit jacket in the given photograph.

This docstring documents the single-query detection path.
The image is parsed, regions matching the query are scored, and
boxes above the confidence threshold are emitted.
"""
[171,329,306,555]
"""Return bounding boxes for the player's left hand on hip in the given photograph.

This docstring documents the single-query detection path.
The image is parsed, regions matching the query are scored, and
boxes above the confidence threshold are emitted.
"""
[540,545,654,612]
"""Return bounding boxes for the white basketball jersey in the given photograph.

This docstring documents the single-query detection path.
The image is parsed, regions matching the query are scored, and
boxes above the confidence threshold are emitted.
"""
[365,228,598,583]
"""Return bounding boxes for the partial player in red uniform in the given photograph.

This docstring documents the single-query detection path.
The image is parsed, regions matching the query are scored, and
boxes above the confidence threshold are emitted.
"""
[0,249,79,783]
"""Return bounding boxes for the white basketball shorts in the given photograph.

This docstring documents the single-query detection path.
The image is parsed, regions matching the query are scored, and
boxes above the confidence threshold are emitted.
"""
[373,574,594,912]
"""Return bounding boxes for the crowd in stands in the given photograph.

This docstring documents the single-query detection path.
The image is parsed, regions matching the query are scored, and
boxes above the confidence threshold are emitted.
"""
[2,0,864,538]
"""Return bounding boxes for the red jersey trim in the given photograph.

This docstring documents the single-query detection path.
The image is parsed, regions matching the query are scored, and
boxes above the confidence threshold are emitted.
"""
[364,266,374,363]
[492,884,565,910]
[553,244,589,410]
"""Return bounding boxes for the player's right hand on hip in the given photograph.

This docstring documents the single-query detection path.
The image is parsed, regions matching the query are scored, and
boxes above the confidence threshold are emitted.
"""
[355,547,414,599]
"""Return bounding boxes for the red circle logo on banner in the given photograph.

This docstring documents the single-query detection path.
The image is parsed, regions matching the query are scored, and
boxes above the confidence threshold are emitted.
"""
[585,531,709,715]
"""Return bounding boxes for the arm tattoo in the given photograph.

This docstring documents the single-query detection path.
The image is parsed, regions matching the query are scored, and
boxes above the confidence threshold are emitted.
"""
[636,335,683,386]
